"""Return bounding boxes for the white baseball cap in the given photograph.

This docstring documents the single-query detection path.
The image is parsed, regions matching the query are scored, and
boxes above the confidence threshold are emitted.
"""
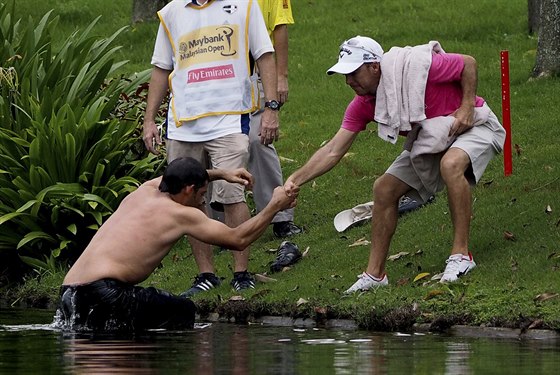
[327,36,384,75]
[333,201,374,232]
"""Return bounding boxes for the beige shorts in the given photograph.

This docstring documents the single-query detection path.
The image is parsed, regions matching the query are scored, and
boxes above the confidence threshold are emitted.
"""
[166,133,249,205]
[386,110,505,202]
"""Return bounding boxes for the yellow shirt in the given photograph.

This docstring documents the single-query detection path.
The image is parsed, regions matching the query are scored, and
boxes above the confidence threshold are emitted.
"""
[257,0,294,41]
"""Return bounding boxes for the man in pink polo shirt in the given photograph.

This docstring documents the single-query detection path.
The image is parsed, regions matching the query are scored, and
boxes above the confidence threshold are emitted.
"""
[285,36,505,293]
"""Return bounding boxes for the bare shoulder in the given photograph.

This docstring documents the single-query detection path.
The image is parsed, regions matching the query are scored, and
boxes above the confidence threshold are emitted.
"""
[142,176,163,188]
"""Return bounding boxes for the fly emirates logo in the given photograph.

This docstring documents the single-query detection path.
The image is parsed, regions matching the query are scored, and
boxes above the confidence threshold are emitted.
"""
[187,64,234,83]
[178,25,239,70]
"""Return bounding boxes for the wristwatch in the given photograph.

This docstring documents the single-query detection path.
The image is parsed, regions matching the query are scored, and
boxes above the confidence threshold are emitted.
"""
[264,100,281,111]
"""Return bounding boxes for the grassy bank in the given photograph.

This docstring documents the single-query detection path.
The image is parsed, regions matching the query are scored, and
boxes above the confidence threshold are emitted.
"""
[5,0,560,331]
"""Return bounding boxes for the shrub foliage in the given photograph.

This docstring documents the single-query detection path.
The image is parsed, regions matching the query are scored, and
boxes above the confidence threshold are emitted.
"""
[0,2,160,276]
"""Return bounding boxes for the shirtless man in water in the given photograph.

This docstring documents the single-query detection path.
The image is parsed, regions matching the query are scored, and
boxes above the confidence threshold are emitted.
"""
[56,157,297,331]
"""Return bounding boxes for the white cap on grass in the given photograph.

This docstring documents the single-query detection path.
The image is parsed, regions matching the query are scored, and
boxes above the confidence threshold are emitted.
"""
[333,201,374,232]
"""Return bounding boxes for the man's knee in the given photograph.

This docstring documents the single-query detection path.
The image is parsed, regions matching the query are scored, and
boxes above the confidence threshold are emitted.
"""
[373,175,402,205]
[440,149,469,180]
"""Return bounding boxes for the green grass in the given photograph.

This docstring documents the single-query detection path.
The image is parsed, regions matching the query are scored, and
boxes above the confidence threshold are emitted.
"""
[6,0,560,330]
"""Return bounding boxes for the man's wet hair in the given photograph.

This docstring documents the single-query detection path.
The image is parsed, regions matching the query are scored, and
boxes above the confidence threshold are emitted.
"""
[159,157,209,194]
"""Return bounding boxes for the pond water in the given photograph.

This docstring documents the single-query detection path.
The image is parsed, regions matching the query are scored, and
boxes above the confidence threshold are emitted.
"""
[1,308,560,374]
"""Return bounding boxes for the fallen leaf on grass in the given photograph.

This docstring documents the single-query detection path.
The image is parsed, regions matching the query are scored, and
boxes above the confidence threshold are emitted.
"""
[254,274,277,283]
[267,248,277,253]
[482,179,494,187]
[545,205,552,214]
[503,230,516,241]
[431,272,444,281]
[279,156,296,163]
[413,272,431,282]
[289,285,299,292]
[296,298,308,306]
[510,259,518,272]
[229,295,245,301]
[547,252,560,260]
[302,247,310,257]
[388,252,409,261]
[425,290,445,300]
[534,293,559,302]
[349,237,370,247]
[514,144,522,156]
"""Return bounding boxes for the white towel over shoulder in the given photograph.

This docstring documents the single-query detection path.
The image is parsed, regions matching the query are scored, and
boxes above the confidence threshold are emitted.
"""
[375,41,444,144]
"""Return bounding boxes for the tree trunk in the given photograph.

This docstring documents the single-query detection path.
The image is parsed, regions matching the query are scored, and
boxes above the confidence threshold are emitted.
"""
[528,0,542,34]
[532,0,560,77]
[132,0,168,23]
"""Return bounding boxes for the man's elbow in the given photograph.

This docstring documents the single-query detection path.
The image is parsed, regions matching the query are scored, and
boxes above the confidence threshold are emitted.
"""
[256,51,274,63]
[225,240,248,252]
[222,235,250,252]
[324,142,346,162]
[462,55,477,67]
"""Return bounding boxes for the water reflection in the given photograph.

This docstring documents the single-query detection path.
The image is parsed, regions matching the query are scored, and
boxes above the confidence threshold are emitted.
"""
[62,334,159,374]
[2,308,560,374]
[445,342,472,375]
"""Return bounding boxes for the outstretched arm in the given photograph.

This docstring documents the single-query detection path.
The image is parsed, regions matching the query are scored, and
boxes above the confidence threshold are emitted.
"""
[207,168,254,190]
[285,128,359,190]
[185,187,297,250]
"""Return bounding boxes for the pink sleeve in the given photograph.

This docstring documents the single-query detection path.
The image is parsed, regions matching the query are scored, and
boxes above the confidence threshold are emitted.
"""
[428,53,465,83]
[341,95,376,133]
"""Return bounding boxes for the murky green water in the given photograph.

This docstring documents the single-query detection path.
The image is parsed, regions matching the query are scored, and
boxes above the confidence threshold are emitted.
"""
[1,308,560,374]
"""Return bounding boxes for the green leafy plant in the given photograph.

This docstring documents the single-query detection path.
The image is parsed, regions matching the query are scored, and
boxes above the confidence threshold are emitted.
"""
[0,2,161,276]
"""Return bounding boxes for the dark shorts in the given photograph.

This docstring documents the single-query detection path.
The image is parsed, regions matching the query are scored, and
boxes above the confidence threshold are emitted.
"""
[55,278,196,331]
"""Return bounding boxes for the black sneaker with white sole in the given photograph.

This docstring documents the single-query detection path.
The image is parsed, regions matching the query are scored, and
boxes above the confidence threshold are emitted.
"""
[270,241,302,273]
[180,273,221,298]
[272,221,303,238]
[230,271,256,292]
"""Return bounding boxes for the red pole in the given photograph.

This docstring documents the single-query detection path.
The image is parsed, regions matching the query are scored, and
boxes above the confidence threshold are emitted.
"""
[500,50,512,176]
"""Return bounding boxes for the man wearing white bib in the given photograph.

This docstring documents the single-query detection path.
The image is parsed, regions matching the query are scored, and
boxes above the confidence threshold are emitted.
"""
[143,0,279,294]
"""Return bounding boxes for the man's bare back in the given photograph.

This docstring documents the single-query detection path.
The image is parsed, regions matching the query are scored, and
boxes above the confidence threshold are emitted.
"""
[63,170,297,286]
[63,177,200,285]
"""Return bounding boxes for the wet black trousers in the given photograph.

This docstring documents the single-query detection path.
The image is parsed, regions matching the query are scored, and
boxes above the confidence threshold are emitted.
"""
[58,279,196,331]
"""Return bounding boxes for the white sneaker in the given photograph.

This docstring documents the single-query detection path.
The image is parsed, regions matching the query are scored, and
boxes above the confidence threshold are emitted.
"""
[344,272,388,294]
[440,252,476,283]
